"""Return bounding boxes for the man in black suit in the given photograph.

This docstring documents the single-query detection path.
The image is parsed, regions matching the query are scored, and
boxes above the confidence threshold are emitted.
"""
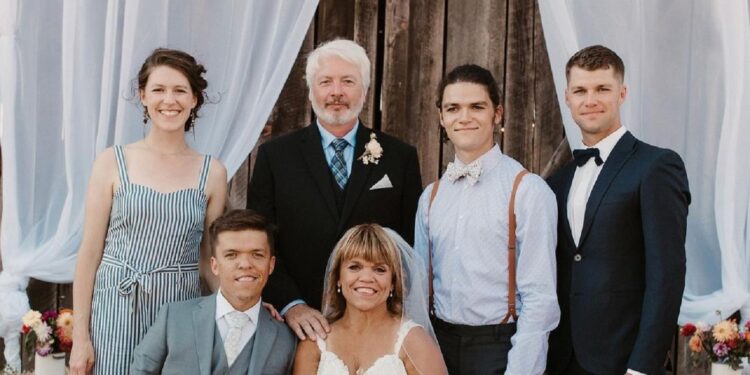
[546,45,691,375]
[247,39,422,342]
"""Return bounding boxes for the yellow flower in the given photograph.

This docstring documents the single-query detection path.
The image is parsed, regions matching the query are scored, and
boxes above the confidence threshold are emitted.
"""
[689,334,703,352]
[712,320,739,342]
[22,310,42,328]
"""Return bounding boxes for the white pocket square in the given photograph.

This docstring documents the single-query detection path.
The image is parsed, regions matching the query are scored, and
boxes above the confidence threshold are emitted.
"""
[369,174,393,190]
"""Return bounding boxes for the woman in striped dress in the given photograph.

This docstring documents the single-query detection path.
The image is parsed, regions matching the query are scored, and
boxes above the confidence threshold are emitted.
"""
[70,48,227,375]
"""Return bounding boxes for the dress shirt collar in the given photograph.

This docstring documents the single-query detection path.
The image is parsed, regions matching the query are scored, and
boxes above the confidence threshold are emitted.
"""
[582,126,627,164]
[215,289,261,325]
[316,119,359,148]
[452,144,503,171]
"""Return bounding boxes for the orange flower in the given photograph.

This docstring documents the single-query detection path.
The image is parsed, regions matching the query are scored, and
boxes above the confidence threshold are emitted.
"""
[689,334,703,352]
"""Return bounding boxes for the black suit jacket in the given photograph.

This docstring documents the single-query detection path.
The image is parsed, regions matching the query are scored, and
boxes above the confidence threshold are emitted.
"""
[546,132,690,375]
[248,123,422,310]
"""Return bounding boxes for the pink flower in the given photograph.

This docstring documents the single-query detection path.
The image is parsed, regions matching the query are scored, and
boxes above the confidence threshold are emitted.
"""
[36,343,53,357]
[713,342,730,357]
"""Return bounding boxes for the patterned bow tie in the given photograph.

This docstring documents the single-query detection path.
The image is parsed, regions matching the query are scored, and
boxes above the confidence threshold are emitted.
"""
[573,148,603,167]
[445,160,482,185]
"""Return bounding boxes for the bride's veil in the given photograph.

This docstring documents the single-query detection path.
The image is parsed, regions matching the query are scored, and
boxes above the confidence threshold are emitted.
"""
[320,225,443,374]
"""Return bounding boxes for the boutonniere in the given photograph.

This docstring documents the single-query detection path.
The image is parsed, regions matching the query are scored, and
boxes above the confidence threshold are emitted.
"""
[358,133,383,165]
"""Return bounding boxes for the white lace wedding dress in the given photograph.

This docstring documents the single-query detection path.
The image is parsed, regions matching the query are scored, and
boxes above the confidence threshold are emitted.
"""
[316,320,420,375]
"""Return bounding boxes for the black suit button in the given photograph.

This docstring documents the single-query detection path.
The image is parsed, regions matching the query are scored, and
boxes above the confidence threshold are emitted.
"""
[573,254,582,262]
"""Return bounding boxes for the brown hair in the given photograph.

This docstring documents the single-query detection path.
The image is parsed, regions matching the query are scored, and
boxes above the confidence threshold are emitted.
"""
[322,224,403,322]
[138,48,208,131]
[436,64,502,109]
[209,209,276,256]
[565,45,625,82]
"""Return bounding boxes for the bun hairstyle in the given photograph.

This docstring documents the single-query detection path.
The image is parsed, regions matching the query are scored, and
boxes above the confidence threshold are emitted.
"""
[137,48,208,131]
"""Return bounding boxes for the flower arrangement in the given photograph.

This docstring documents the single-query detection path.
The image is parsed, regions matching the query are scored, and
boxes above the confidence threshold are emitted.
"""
[21,308,74,356]
[358,133,383,165]
[680,315,750,370]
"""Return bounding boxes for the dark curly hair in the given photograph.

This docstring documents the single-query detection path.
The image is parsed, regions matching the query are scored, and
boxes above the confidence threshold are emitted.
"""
[138,48,208,131]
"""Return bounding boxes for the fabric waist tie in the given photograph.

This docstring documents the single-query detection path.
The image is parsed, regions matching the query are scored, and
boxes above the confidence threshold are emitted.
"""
[101,253,199,311]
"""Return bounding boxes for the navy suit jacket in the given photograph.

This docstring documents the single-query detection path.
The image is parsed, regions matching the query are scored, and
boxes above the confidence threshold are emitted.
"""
[247,123,422,310]
[546,132,690,375]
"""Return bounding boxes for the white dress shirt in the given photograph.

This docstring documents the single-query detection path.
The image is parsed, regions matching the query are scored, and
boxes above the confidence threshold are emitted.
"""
[215,290,261,352]
[567,126,627,246]
[415,145,560,375]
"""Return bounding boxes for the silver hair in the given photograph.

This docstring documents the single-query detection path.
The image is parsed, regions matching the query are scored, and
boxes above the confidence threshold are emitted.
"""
[305,39,371,93]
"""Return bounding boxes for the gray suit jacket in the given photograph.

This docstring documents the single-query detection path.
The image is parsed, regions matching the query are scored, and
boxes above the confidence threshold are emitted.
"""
[130,295,296,375]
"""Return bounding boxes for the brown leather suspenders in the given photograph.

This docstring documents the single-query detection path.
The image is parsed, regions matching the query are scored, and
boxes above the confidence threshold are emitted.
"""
[427,169,528,323]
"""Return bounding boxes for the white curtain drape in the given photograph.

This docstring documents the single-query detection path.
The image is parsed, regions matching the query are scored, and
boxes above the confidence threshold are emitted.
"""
[0,0,318,368]
[539,0,750,325]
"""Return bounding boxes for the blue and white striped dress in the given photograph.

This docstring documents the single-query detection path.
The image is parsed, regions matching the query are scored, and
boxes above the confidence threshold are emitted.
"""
[90,145,211,374]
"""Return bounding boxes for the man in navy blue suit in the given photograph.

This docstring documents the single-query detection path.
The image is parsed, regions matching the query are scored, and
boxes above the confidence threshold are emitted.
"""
[546,45,691,375]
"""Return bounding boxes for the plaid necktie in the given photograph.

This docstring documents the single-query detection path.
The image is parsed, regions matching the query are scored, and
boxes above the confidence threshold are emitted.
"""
[331,138,349,189]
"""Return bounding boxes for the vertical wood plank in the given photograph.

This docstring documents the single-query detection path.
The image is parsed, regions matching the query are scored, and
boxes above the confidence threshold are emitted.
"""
[382,0,445,185]
[532,0,569,177]
[316,0,356,42]
[272,23,315,136]
[354,0,379,128]
[502,0,535,168]
[442,0,508,170]
[227,156,250,210]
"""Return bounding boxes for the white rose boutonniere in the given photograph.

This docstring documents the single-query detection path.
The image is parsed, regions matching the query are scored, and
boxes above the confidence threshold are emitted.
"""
[359,133,383,165]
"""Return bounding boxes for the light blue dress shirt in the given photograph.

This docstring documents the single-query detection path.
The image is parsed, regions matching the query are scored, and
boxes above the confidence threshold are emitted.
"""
[279,121,359,316]
[415,145,560,375]
[317,120,358,177]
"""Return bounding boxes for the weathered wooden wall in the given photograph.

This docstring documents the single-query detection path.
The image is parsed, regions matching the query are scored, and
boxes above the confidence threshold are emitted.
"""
[6,1,695,373]
[227,0,569,211]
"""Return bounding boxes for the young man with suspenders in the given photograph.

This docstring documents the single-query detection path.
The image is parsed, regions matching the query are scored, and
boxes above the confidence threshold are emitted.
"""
[414,64,560,374]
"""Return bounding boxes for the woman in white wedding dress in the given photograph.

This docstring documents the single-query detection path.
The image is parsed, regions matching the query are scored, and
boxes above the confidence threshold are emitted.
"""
[293,224,447,375]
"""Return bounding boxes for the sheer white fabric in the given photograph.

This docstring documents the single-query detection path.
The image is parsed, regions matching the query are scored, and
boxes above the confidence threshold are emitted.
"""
[0,0,318,368]
[539,0,750,325]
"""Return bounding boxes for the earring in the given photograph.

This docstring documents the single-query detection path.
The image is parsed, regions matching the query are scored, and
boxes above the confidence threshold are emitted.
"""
[337,285,341,294]
[189,110,196,129]
[142,106,150,124]
[389,290,393,298]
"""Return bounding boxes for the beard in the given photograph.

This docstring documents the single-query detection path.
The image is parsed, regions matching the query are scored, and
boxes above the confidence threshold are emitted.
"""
[311,96,365,126]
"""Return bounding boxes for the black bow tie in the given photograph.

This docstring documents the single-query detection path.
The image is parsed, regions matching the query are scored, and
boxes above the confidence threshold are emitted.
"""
[573,148,604,167]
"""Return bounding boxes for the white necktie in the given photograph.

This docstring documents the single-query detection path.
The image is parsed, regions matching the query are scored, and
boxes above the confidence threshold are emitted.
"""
[224,311,250,366]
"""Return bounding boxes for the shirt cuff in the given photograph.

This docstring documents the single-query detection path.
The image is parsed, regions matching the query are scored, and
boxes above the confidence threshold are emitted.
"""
[280,299,306,316]
[628,369,647,375]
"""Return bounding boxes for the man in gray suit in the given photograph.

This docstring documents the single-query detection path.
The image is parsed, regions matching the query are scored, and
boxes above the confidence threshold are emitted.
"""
[131,209,296,374]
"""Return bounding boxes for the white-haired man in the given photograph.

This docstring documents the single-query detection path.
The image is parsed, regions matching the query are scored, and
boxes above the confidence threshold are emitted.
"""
[248,39,422,341]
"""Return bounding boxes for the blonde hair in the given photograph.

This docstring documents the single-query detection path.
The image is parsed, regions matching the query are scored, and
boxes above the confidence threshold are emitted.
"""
[322,224,404,322]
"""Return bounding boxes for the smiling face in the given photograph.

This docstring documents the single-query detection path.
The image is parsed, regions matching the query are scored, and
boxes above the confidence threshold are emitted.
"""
[309,56,365,132]
[211,229,275,311]
[439,82,502,164]
[565,66,627,146]
[140,65,198,132]
[338,256,393,313]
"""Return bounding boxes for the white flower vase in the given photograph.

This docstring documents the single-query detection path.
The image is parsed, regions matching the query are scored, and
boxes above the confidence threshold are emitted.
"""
[711,363,741,375]
[34,352,66,375]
